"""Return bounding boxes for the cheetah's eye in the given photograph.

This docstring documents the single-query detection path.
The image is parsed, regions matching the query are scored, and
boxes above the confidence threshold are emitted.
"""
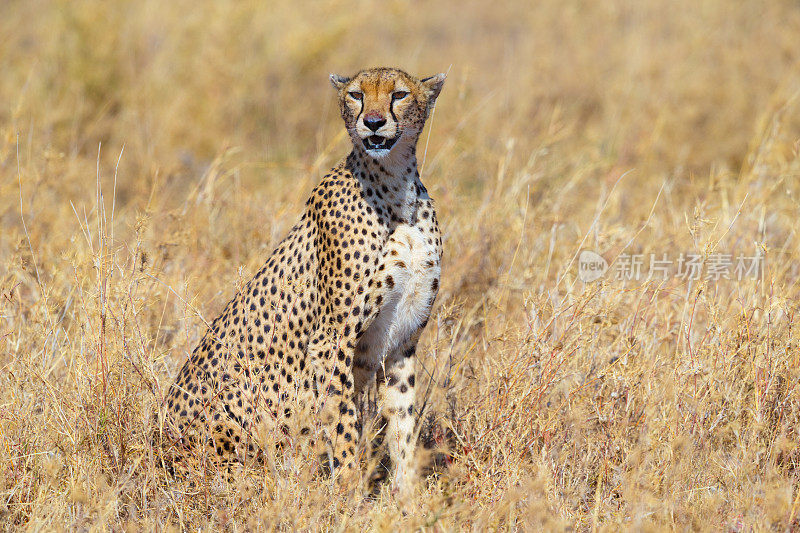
[348,91,363,100]
[392,91,409,101]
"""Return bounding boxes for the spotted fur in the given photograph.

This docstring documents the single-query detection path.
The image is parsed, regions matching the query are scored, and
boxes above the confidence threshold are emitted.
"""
[164,67,445,495]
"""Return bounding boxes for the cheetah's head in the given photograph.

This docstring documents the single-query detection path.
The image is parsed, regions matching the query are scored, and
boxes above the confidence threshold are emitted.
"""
[330,67,445,159]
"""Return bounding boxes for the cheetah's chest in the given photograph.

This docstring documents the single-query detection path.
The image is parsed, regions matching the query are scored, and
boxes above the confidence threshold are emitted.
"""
[357,224,440,361]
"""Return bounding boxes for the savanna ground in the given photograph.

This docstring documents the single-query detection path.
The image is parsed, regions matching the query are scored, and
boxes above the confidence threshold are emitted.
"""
[2,0,800,530]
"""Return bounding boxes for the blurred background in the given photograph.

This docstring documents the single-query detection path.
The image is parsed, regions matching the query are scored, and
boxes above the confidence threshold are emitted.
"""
[3,1,799,196]
[2,0,800,529]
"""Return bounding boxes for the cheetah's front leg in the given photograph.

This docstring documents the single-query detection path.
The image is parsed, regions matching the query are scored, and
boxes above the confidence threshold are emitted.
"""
[309,329,361,485]
[378,338,418,496]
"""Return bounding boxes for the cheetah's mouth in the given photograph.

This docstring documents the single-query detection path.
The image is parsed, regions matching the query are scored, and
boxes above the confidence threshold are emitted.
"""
[363,134,399,152]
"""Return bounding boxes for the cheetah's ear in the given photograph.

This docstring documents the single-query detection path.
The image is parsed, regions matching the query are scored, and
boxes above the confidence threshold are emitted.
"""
[420,73,446,103]
[330,74,350,90]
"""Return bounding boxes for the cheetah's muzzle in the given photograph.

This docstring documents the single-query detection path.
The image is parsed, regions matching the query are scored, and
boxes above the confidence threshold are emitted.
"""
[363,134,399,152]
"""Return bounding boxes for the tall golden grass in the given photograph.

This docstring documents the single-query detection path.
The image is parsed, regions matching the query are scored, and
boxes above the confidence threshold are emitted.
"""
[2,0,800,529]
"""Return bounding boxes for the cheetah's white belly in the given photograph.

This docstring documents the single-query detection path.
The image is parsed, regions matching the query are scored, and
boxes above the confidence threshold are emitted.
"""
[358,224,440,362]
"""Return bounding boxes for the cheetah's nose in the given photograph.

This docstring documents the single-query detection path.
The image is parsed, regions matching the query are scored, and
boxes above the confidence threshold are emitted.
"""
[363,115,386,132]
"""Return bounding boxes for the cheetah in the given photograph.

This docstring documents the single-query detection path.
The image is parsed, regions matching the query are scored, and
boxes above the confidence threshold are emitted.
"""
[163,67,445,495]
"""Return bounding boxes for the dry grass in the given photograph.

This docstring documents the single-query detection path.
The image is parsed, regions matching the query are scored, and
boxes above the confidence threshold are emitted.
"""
[2,0,800,530]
